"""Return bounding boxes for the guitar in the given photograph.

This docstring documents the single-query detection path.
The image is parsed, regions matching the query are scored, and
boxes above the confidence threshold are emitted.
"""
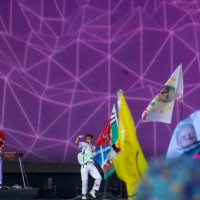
[77,151,93,165]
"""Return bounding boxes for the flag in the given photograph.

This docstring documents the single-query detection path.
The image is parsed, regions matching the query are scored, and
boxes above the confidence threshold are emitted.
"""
[167,109,200,161]
[142,64,184,123]
[112,91,148,200]
[94,105,119,179]
[94,120,115,179]
[110,105,120,152]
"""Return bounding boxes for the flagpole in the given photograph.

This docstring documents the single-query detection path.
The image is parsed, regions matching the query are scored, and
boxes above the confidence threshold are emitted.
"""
[179,64,184,121]
[179,97,183,121]
[103,177,108,199]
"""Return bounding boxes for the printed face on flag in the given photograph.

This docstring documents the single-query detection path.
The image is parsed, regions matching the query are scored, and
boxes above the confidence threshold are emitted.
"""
[176,124,197,147]
[167,109,200,161]
[154,85,175,103]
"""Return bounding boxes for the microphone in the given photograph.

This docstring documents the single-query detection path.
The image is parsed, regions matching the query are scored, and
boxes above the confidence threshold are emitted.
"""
[15,152,23,158]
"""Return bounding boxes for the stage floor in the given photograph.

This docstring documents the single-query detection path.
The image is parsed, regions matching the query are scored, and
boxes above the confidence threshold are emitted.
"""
[0,188,127,200]
[0,187,39,199]
[68,192,127,200]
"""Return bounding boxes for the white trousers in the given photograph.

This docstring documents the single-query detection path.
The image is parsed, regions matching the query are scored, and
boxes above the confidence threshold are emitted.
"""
[81,162,102,195]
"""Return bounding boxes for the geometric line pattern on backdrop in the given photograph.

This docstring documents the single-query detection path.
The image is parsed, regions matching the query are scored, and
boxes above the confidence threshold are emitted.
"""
[0,0,200,162]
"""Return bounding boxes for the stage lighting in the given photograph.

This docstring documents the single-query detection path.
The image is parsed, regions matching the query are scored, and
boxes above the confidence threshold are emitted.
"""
[109,183,122,198]
[40,178,57,199]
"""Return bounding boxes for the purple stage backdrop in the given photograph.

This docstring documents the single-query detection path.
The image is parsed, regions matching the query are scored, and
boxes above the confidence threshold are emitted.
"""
[0,0,199,163]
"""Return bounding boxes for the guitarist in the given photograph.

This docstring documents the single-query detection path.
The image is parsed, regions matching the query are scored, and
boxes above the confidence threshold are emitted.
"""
[0,130,5,189]
[75,134,102,199]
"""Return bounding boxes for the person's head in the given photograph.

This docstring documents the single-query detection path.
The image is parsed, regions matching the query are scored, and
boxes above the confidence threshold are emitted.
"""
[176,124,197,147]
[85,134,93,144]
[155,85,175,103]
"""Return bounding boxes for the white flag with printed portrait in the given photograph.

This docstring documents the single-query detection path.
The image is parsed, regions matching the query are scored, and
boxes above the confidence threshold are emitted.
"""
[142,64,183,123]
[167,109,200,161]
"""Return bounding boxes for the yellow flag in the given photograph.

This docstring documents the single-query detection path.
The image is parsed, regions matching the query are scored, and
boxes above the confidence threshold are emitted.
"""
[112,91,148,200]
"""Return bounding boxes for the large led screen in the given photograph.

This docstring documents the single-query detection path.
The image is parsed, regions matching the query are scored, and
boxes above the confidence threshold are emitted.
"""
[0,0,199,163]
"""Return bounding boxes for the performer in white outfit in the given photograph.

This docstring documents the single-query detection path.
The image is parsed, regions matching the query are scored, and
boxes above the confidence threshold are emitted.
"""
[75,134,102,199]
